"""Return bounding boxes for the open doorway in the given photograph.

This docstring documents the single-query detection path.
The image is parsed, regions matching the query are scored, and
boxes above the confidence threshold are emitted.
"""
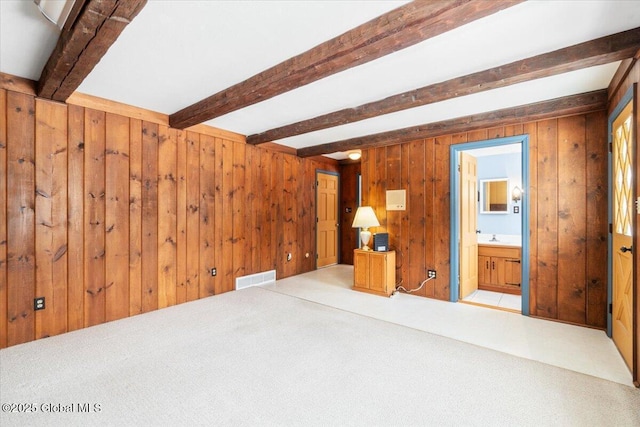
[450,135,530,315]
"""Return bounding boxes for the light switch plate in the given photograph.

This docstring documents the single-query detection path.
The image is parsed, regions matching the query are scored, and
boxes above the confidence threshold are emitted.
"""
[637,197,640,214]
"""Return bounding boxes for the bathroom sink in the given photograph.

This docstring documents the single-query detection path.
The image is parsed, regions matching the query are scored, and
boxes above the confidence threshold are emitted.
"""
[476,234,521,247]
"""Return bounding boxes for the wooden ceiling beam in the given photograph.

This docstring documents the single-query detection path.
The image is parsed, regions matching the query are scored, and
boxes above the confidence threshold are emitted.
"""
[296,90,608,157]
[250,28,640,145]
[169,0,524,129]
[37,0,147,102]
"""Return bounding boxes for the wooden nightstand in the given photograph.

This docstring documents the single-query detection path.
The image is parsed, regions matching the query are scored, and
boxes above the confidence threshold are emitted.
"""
[353,249,396,297]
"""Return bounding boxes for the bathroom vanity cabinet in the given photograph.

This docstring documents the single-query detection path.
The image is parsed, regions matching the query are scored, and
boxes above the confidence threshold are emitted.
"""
[478,245,521,294]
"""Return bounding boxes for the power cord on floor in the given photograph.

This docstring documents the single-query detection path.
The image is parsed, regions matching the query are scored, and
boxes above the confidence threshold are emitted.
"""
[392,277,434,297]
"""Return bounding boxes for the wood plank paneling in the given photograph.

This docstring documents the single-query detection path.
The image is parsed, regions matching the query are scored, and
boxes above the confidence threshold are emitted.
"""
[425,135,444,297]
[399,143,410,293]
[259,148,273,272]
[524,122,538,315]
[129,119,142,316]
[83,108,106,327]
[536,119,559,319]
[339,162,361,265]
[141,121,158,313]
[176,130,187,304]
[247,145,259,274]
[199,134,215,297]
[385,146,401,282]
[407,140,426,296]
[67,105,84,330]
[34,99,68,339]
[250,146,263,272]
[433,135,451,300]
[0,90,7,348]
[158,126,177,307]
[301,157,315,271]
[373,147,386,230]
[557,115,587,324]
[7,92,36,346]
[272,152,284,275]
[585,111,608,328]
[0,82,613,349]
[185,132,200,302]
[213,138,224,295]
[356,113,608,327]
[221,139,234,290]
[232,141,247,286]
[105,113,130,322]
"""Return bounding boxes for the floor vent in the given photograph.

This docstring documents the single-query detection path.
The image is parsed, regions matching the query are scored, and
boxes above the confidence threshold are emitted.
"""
[235,270,276,290]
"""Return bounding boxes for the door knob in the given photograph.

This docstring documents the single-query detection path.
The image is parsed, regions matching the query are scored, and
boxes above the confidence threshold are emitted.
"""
[620,246,633,253]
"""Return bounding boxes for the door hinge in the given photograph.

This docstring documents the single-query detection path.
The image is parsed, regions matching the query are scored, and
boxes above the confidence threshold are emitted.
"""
[609,303,612,314]
[609,142,613,153]
[609,223,613,234]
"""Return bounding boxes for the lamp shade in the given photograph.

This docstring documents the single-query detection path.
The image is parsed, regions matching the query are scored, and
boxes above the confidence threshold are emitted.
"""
[352,206,380,228]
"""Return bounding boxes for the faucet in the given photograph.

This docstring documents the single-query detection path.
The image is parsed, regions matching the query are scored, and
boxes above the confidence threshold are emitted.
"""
[490,234,498,242]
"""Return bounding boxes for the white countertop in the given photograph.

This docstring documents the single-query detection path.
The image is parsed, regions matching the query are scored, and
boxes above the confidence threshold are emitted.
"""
[477,234,521,247]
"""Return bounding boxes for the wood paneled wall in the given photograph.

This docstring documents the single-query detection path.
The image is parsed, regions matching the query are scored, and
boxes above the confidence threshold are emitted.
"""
[339,161,361,265]
[0,88,337,348]
[360,115,609,329]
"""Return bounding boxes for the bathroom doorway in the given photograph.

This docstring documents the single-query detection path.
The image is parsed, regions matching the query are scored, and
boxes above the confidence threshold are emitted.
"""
[450,135,530,315]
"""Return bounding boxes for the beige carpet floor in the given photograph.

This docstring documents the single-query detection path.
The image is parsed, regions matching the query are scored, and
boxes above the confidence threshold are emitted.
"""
[1,286,639,426]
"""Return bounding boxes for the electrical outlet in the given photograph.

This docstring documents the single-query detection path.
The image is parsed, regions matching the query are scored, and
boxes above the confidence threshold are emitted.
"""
[34,297,45,311]
[211,268,217,277]
[428,270,437,279]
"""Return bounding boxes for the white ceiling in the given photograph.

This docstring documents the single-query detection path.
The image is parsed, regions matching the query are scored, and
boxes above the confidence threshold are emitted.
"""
[2,0,639,157]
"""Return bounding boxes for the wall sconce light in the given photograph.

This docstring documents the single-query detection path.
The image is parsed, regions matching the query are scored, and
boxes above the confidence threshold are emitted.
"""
[512,185,522,203]
[352,206,380,251]
[346,150,361,160]
[34,0,75,29]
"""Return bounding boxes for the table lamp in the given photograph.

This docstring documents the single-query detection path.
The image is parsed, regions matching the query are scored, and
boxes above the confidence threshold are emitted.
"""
[352,206,380,251]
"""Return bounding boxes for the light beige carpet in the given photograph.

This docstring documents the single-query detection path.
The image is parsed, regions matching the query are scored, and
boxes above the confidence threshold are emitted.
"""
[1,286,639,426]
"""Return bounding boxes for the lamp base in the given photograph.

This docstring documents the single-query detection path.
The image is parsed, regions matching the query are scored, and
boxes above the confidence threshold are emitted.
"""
[360,229,372,251]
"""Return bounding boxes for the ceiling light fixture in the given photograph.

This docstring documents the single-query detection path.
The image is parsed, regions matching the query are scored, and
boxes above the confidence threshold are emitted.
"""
[347,150,362,160]
[34,0,75,29]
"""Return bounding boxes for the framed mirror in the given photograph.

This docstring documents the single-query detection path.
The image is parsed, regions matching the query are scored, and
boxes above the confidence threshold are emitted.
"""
[480,178,509,214]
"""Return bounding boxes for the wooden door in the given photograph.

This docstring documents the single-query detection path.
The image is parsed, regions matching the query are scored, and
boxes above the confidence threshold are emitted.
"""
[459,152,478,299]
[612,101,634,370]
[317,172,339,267]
